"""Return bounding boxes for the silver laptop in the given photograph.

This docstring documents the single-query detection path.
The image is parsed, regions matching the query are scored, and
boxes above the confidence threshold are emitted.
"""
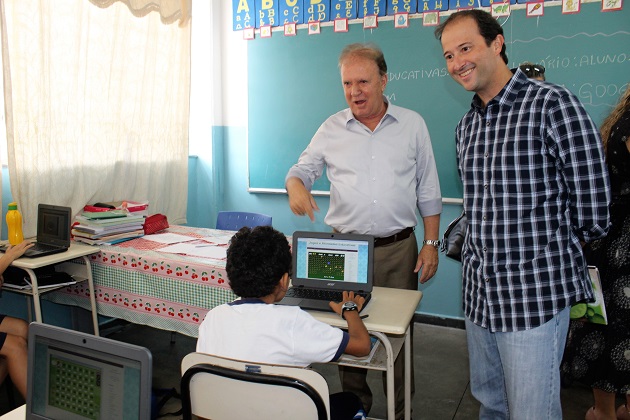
[0,204,71,258]
[277,231,374,312]
[26,322,153,420]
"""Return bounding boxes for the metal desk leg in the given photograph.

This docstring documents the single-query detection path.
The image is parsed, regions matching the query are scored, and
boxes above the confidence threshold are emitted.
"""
[23,269,42,323]
[25,298,33,323]
[82,256,100,336]
[404,326,411,420]
[372,331,395,420]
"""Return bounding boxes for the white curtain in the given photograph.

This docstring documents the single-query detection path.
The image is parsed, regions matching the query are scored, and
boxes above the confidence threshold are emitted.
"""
[88,0,191,26]
[1,0,190,237]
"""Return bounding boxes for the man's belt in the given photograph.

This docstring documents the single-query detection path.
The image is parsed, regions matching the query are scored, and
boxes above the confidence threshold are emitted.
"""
[374,227,415,248]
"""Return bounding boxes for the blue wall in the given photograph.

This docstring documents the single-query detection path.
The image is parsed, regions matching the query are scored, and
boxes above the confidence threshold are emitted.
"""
[0,128,466,325]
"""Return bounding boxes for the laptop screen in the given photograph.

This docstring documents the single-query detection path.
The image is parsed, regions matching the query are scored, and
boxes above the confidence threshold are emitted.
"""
[293,233,372,285]
[37,204,71,246]
[27,323,152,420]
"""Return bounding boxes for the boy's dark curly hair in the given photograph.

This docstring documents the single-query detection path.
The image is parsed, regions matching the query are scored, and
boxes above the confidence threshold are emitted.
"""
[226,226,292,298]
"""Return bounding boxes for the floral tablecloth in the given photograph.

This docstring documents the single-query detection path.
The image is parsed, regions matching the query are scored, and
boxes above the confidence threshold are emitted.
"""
[45,225,238,337]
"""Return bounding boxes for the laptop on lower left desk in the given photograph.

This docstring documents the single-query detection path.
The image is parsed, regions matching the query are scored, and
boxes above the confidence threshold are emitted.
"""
[25,323,153,420]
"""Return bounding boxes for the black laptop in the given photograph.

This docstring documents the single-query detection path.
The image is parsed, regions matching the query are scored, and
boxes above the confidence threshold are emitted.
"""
[0,204,71,258]
[277,231,374,313]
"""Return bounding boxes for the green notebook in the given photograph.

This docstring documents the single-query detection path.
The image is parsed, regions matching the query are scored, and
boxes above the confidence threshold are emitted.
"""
[570,266,607,325]
[81,210,129,220]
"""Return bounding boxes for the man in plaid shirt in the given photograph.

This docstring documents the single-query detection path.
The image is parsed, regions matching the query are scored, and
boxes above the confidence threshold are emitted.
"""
[435,9,610,419]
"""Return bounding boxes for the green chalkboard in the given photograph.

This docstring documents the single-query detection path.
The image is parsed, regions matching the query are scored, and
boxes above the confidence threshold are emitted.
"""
[247,3,629,198]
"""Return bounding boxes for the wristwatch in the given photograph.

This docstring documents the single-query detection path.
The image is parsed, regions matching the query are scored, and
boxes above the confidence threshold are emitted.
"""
[341,301,359,319]
[423,239,441,248]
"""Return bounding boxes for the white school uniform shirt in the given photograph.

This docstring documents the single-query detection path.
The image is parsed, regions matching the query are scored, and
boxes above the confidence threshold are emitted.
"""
[196,298,348,367]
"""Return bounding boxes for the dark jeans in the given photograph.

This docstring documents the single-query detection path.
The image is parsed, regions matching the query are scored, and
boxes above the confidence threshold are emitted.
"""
[340,234,418,419]
[330,392,364,420]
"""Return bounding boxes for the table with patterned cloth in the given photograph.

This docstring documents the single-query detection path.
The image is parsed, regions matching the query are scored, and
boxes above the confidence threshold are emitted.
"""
[45,225,238,337]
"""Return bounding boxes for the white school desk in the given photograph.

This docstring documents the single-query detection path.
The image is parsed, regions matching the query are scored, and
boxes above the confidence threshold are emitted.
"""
[309,286,422,420]
[0,405,24,419]
[3,242,100,335]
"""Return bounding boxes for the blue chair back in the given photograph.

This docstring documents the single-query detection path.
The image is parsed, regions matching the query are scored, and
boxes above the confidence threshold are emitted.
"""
[215,211,272,231]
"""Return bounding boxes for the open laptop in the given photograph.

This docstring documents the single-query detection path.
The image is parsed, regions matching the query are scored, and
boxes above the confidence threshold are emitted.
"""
[26,322,153,420]
[0,204,71,258]
[277,231,374,313]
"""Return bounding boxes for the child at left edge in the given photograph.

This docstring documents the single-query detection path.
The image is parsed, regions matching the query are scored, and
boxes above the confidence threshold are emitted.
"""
[0,240,34,398]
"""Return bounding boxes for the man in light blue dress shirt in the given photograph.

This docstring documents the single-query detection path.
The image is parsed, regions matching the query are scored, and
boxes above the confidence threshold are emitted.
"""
[285,43,442,420]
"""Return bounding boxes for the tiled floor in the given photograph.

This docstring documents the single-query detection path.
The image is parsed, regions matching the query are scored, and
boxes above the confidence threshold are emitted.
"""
[0,321,608,419]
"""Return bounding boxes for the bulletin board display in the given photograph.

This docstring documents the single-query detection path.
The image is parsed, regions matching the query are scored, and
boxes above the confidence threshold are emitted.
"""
[247,3,629,198]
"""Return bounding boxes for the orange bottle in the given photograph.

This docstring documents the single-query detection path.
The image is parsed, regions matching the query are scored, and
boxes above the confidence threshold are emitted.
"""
[6,202,24,245]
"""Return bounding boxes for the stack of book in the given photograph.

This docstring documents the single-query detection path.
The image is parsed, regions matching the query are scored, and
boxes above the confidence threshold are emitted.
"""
[73,210,145,245]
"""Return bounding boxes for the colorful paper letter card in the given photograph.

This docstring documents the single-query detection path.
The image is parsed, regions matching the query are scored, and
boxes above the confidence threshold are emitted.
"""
[562,0,581,14]
[233,0,256,30]
[260,25,272,38]
[308,21,321,34]
[387,0,418,14]
[449,0,479,9]
[394,13,410,27]
[284,22,297,35]
[602,0,622,11]
[334,18,349,32]
[359,0,387,17]
[255,0,279,28]
[423,11,439,25]
[491,2,511,16]
[280,0,304,25]
[526,1,544,16]
[243,27,255,40]
[420,0,448,11]
[481,0,516,6]
[331,0,358,19]
[306,0,331,23]
[363,15,378,28]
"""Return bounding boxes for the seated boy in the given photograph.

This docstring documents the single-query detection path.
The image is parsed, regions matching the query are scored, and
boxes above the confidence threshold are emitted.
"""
[197,226,371,420]
[0,240,34,398]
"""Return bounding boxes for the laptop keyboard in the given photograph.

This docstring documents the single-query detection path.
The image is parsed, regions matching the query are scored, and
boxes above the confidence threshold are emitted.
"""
[285,288,369,302]
[29,243,61,252]
[0,243,60,253]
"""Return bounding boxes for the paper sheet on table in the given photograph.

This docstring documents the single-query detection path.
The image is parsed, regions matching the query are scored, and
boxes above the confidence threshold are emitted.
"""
[142,233,197,244]
[198,234,233,245]
[158,242,227,259]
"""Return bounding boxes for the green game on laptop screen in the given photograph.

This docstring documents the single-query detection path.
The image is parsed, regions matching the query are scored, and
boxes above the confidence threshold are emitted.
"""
[27,323,152,420]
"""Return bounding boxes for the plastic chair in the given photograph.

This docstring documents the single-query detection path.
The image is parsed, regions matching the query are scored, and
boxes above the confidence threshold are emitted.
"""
[180,352,330,420]
[215,211,272,231]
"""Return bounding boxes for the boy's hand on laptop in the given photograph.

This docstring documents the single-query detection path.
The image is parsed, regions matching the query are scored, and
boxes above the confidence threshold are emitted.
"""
[4,240,34,261]
[329,291,366,316]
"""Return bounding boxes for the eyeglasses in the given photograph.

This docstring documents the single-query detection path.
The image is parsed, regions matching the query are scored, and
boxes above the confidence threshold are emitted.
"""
[519,64,545,78]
